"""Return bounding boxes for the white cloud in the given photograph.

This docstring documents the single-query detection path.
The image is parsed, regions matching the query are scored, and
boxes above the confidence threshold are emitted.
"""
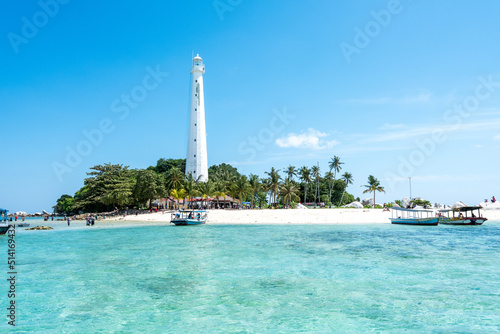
[379,123,405,130]
[494,135,500,140]
[275,128,340,150]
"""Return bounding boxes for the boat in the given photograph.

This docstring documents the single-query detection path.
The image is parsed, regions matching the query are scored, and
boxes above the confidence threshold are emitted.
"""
[389,207,439,225]
[0,222,13,235]
[1,208,13,234]
[17,222,30,227]
[170,210,207,226]
[438,206,487,225]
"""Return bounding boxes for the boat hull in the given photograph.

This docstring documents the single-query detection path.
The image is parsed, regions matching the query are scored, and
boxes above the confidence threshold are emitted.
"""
[0,225,12,235]
[440,218,487,225]
[390,217,439,226]
[171,218,207,226]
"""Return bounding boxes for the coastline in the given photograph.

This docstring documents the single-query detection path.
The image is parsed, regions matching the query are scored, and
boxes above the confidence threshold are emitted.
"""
[108,208,500,225]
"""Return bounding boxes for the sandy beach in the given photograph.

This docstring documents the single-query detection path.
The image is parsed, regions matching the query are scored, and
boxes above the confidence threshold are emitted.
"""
[108,208,500,225]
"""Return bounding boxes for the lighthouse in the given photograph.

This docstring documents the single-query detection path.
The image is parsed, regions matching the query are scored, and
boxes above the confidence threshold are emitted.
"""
[186,54,209,182]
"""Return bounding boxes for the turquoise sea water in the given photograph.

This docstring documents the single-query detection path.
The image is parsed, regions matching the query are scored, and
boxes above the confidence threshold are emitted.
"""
[1,221,499,333]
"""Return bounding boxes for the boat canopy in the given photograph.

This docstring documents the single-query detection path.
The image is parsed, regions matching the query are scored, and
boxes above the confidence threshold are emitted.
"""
[391,207,434,213]
[0,208,8,213]
[439,206,483,212]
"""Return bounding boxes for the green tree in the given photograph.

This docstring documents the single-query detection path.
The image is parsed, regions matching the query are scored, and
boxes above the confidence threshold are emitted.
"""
[285,165,297,181]
[165,166,185,192]
[338,172,353,206]
[328,156,344,202]
[54,194,75,215]
[208,163,241,181]
[255,192,268,208]
[311,165,321,204]
[74,164,134,212]
[362,175,385,209]
[265,167,281,207]
[213,180,228,209]
[183,174,200,209]
[232,175,251,204]
[134,169,165,209]
[151,158,186,174]
[170,188,186,210]
[280,180,300,207]
[198,180,214,208]
[298,166,311,203]
[248,174,261,208]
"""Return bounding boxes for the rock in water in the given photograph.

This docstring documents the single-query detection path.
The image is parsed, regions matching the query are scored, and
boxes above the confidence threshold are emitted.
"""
[26,226,54,230]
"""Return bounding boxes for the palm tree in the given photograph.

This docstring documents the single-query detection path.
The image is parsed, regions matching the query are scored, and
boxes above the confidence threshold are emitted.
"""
[183,174,199,209]
[285,165,297,181]
[280,180,300,207]
[248,174,261,208]
[298,166,311,203]
[232,175,251,206]
[311,165,320,204]
[338,172,353,206]
[324,171,334,204]
[265,167,281,207]
[165,167,184,192]
[198,181,214,209]
[362,175,385,209]
[213,180,227,209]
[328,156,344,202]
[170,188,186,210]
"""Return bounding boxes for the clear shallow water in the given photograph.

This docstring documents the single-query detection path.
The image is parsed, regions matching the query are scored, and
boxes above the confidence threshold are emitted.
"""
[1,222,499,333]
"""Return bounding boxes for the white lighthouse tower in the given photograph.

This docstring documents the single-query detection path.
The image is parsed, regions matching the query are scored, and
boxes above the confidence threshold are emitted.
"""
[186,54,209,182]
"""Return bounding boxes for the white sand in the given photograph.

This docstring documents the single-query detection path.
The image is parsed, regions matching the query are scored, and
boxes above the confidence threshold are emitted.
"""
[111,208,500,225]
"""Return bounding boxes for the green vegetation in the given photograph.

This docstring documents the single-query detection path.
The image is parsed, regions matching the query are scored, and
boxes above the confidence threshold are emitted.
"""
[55,156,359,214]
[53,194,75,215]
[362,175,385,209]
[411,198,432,208]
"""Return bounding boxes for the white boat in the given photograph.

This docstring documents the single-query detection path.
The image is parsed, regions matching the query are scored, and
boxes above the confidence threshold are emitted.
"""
[390,207,439,225]
[438,206,487,225]
[170,210,207,226]
[1,208,12,234]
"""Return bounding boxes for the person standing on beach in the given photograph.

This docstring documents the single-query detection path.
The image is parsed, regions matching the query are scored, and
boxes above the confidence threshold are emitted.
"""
[22,216,25,222]
[67,217,71,226]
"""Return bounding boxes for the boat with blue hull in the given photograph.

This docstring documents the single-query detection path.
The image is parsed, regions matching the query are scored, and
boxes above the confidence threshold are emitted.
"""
[171,210,207,226]
[438,206,487,225]
[1,208,13,234]
[390,207,439,225]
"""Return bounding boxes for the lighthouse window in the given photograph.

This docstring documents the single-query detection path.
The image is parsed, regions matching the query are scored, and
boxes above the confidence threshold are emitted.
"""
[194,155,196,157]
[194,139,196,142]
[195,123,197,126]
[195,108,197,111]
[195,80,197,82]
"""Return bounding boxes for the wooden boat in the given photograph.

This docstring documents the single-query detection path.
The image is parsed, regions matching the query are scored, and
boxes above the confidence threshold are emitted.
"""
[390,207,439,225]
[438,206,487,225]
[170,210,207,226]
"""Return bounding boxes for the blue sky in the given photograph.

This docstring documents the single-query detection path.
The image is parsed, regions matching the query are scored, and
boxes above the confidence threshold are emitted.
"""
[1,0,500,212]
